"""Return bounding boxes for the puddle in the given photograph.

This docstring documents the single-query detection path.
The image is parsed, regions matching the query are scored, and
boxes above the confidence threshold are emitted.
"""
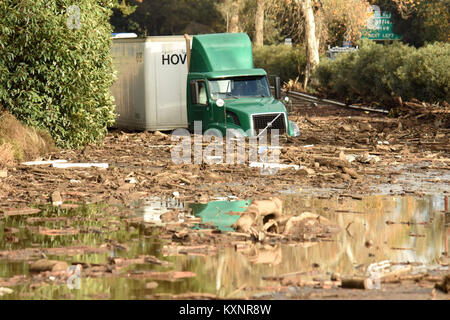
[372,162,450,195]
[0,195,448,299]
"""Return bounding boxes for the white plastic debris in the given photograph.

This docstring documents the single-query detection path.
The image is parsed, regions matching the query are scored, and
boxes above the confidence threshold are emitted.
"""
[249,162,302,171]
[0,287,13,296]
[125,177,137,184]
[70,179,81,184]
[345,154,357,163]
[205,155,223,161]
[212,195,239,201]
[358,154,381,164]
[22,160,68,166]
[52,163,109,169]
[172,191,180,198]
[303,145,314,148]
[258,146,268,154]
[213,197,228,201]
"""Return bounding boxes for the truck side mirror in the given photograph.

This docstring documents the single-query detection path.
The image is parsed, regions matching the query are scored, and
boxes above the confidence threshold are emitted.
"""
[190,81,199,104]
[274,76,282,100]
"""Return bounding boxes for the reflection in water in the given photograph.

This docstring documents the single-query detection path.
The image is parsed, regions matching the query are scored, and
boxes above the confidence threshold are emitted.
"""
[136,197,185,223]
[0,195,448,299]
[182,195,448,297]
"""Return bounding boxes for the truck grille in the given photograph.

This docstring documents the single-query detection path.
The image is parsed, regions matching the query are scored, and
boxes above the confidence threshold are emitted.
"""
[252,113,286,134]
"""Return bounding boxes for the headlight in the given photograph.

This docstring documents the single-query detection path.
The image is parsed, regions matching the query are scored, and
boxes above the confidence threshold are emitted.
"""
[216,99,225,107]
[289,120,300,137]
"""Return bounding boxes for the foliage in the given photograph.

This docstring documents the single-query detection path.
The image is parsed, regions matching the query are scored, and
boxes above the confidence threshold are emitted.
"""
[0,0,117,148]
[111,0,225,36]
[115,0,137,16]
[314,40,449,104]
[395,42,450,102]
[263,0,371,50]
[317,0,371,46]
[371,0,450,46]
[253,45,307,83]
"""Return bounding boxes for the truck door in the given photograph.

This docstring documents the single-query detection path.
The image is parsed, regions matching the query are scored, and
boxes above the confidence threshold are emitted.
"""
[190,79,213,131]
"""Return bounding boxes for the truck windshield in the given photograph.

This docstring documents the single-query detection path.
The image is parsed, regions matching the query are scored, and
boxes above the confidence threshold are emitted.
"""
[208,76,271,100]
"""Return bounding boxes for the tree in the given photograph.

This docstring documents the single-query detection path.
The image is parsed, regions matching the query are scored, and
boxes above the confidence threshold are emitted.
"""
[292,0,319,88]
[264,0,304,44]
[267,0,370,87]
[116,0,137,16]
[317,0,371,46]
[0,0,117,148]
[229,1,241,33]
[254,0,264,46]
[111,0,224,36]
[217,0,242,33]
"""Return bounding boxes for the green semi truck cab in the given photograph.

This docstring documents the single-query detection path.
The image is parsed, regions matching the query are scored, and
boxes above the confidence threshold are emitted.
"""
[187,33,299,137]
[111,32,299,137]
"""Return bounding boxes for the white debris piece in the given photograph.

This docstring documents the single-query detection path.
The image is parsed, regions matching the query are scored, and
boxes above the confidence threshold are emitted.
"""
[0,287,13,296]
[53,163,109,169]
[357,154,381,164]
[249,162,302,171]
[258,146,268,154]
[125,177,137,184]
[22,160,68,166]
[205,155,223,161]
[345,154,357,163]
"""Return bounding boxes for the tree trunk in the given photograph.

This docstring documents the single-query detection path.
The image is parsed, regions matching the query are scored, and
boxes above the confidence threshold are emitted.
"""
[301,0,320,89]
[229,2,240,33]
[255,0,264,46]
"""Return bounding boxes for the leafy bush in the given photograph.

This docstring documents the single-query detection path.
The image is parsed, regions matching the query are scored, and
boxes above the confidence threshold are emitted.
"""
[314,40,450,104]
[253,45,306,84]
[395,42,450,103]
[0,0,117,148]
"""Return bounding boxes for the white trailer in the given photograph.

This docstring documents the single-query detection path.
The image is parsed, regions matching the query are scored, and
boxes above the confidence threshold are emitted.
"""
[111,36,189,131]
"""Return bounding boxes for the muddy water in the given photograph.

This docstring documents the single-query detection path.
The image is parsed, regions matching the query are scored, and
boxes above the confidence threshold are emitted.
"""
[0,195,448,299]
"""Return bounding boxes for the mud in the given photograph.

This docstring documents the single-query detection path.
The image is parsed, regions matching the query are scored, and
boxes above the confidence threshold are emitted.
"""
[0,102,448,300]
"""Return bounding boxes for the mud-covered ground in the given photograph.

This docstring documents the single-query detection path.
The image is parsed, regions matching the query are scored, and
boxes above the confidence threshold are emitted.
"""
[0,101,449,300]
[2,100,449,208]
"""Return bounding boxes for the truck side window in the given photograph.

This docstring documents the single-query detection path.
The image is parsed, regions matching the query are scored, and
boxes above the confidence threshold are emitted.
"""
[197,81,208,105]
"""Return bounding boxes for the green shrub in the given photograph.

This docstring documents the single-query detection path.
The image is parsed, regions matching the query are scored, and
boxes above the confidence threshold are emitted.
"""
[314,40,450,104]
[253,45,306,84]
[395,42,450,103]
[0,0,117,148]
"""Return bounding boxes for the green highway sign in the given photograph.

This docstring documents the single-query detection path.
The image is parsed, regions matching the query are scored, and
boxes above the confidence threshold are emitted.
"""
[362,6,402,41]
